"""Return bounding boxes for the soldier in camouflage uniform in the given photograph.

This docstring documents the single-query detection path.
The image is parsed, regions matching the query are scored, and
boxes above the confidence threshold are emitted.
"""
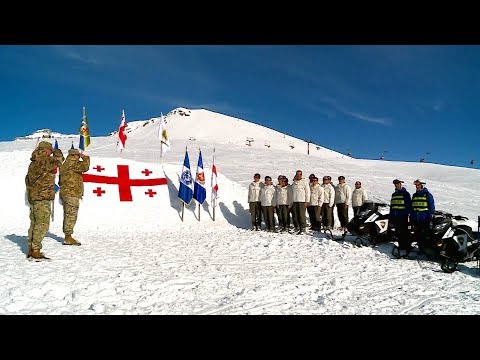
[59,148,90,246]
[25,141,65,260]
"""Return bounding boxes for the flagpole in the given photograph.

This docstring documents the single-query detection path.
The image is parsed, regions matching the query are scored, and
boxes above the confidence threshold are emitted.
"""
[81,106,85,155]
[212,147,216,221]
[180,145,187,222]
[160,114,163,164]
[51,136,54,222]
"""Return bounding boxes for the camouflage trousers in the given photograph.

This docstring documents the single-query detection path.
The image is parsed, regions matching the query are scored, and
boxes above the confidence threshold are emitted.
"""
[61,196,80,236]
[28,200,52,251]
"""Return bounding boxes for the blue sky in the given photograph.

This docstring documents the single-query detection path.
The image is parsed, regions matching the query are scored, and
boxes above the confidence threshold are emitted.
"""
[1,45,479,167]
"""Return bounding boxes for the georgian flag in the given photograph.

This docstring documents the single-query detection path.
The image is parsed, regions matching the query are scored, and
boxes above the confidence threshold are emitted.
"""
[116,109,127,152]
[211,151,218,208]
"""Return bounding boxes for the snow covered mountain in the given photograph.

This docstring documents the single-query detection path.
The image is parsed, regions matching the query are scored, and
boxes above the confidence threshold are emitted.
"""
[107,107,348,159]
[14,107,348,160]
[14,128,78,141]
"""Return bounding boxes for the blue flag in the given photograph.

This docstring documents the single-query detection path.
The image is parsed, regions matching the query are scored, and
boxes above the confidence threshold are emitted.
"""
[193,150,206,204]
[178,149,194,205]
[54,139,59,149]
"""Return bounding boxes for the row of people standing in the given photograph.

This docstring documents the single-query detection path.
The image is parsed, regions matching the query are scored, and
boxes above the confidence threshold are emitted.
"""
[247,170,369,234]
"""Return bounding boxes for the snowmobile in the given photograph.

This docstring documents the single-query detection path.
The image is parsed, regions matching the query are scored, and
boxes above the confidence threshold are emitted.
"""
[436,213,480,273]
[345,201,391,246]
[390,210,480,271]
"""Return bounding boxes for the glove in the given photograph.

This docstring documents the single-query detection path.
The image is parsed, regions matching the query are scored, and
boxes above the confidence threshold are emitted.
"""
[52,149,63,157]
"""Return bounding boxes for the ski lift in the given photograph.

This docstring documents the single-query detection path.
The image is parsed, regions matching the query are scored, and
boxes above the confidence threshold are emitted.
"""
[246,137,254,146]
[189,137,196,141]
[316,146,320,150]
[264,140,271,148]
[289,142,295,149]
[420,158,425,163]
[380,155,384,160]
[471,159,475,166]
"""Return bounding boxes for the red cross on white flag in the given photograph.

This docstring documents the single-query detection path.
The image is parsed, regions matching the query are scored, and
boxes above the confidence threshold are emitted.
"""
[117,109,127,152]
[82,158,169,203]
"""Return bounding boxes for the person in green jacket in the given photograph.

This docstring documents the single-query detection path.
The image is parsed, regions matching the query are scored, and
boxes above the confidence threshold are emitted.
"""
[59,148,90,246]
[25,141,65,260]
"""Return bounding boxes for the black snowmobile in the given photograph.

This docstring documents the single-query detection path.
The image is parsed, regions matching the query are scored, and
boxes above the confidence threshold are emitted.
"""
[390,210,480,272]
[345,201,391,246]
[435,213,480,273]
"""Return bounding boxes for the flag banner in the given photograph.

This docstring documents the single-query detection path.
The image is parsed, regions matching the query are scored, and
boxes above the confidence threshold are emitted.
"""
[79,106,91,151]
[117,109,127,152]
[71,142,75,150]
[82,159,168,203]
[178,149,193,205]
[193,150,206,204]
[158,113,170,157]
[211,152,218,208]
[55,157,171,224]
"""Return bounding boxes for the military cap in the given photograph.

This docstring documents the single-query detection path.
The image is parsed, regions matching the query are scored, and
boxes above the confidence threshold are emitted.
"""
[393,179,404,184]
[68,149,80,155]
[38,141,53,150]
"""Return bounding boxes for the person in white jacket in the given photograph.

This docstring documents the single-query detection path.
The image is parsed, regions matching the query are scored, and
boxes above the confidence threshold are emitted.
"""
[290,170,310,234]
[351,180,368,217]
[308,176,324,231]
[334,175,352,230]
[321,175,335,230]
[259,176,277,232]
[275,176,292,232]
[248,173,264,230]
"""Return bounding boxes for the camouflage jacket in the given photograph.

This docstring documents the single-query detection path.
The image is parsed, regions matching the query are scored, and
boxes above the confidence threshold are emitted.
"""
[59,154,91,198]
[25,148,64,201]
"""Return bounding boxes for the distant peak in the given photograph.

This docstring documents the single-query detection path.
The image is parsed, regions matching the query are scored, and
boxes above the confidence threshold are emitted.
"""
[167,107,192,117]
[14,129,77,141]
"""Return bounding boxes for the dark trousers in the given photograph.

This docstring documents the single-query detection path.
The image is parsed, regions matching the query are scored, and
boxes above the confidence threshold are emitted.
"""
[390,215,410,250]
[291,202,307,230]
[249,201,262,228]
[353,206,361,217]
[263,206,275,231]
[277,205,290,230]
[321,203,334,228]
[336,203,349,227]
[307,206,321,230]
[412,221,430,251]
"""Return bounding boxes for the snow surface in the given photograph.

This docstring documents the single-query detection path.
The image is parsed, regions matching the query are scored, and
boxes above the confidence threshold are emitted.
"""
[1,108,480,315]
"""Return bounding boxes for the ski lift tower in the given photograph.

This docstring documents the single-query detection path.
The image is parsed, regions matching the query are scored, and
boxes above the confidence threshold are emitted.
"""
[420,152,430,163]
[305,139,313,155]
[346,148,352,157]
[380,150,388,160]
